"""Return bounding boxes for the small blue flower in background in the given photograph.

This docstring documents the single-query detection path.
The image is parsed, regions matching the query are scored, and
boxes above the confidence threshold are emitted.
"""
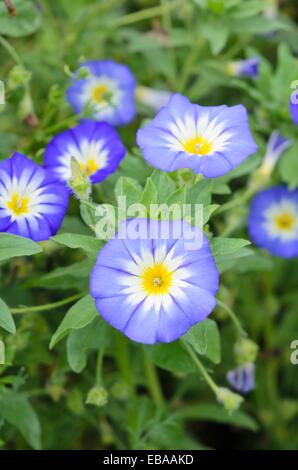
[248,186,298,258]
[228,57,260,79]
[289,97,298,126]
[66,60,136,126]
[0,152,68,241]
[90,218,219,344]
[136,93,258,178]
[226,363,255,394]
[44,120,126,186]
[259,131,291,176]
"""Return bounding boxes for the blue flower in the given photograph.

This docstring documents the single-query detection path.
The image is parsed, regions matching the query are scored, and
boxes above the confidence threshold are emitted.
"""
[66,60,136,126]
[290,98,298,126]
[90,218,219,344]
[259,131,291,177]
[248,186,298,258]
[228,57,260,78]
[44,120,126,186]
[226,363,255,394]
[0,152,68,241]
[136,94,257,178]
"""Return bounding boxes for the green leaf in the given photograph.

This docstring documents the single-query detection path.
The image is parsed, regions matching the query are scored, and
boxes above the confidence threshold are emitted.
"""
[0,233,42,262]
[79,201,98,229]
[140,177,158,208]
[202,20,229,55]
[51,233,103,256]
[211,237,252,273]
[183,319,221,364]
[50,295,98,349]
[144,341,196,374]
[179,403,259,431]
[28,259,92,290]
[67,316,109,373]
[211,182,231,195]
[166,186,186,206]
[115,176,143,206]
[0,297,16,335]
[0,0,42,37]
[234,252,273,273]
[0,390,41,449]
[279,141,298,189]
[211,237,251,257]
[203,204,219,224]
[151,170,176,202]
[186,180,212,206]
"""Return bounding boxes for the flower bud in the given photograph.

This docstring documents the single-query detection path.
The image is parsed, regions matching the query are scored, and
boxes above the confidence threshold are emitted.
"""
[234,337,258,365]
[7,65,31,91]
[226,58,260,79]
[68,157,91,200]
[86,386,108,407]
[216,387,244,414]
[136,86,171,111]
[226,363,255,394]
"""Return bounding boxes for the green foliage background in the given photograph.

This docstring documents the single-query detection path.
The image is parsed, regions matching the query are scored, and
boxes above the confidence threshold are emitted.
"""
[1,0,298,450]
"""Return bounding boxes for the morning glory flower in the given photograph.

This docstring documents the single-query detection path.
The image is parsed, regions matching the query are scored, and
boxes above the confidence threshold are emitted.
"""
[248,186,298,258]
[43,120,126,186]
[259,131,291,177]
[66,60,136,126]
[0,152,68,241]
[226,363,255,394]
[227,57,260,79]
[136,93,258,178]
[90,218,219,344]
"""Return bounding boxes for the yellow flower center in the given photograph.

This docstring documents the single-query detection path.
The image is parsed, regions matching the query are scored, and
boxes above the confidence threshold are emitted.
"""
[141,263,173,296]
[275,212,295,231]
[7,193,29,216]
[91,84,108,104]
[183,136,213,156]
[80,159,99,176]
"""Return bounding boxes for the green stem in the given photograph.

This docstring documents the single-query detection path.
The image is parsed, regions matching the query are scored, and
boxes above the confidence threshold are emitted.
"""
[0,35,22,65]
[0,35,35,115]
[215,186,256,216]
[217,299,246,337]
[95,349,104,386]
[10,293,84,314]
[178,37,206,93]
[182,339,218,394]
[111,1,179,27]
[114,334,136,399]
[143,353,164,406]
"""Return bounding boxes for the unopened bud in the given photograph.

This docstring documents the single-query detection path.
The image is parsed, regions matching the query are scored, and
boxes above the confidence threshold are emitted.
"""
[216,387,244,414]
[68,157,91,200]
[86,386,108,407]
[8,65,31,91]
[234,337,258,365]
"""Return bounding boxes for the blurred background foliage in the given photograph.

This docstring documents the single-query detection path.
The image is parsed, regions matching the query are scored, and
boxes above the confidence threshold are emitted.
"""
[1,0,298,450]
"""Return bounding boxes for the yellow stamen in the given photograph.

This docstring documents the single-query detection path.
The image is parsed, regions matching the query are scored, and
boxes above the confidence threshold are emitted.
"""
[141,263,173,296]
[7,193,29,216]
[183,136,213,156]
[80,159,99,176]
[275,212,295,231]
[91,84,108,104]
